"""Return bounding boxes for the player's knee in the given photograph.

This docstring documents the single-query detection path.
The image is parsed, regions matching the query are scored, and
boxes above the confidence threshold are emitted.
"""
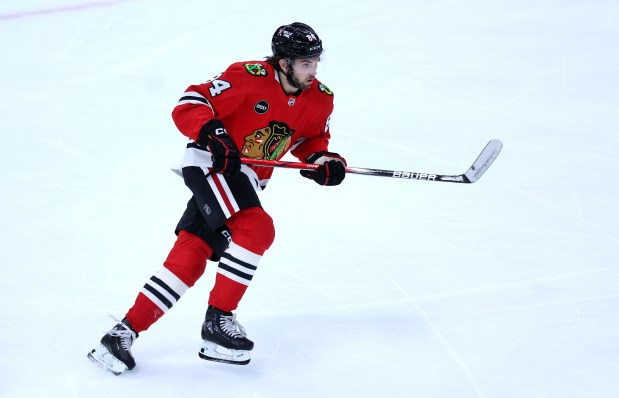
[163,231,210,286]
[253,209,275,251]
[226,207,275,255]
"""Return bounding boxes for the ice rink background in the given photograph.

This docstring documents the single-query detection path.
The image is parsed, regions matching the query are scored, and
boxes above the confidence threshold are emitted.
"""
[1,0,618,397]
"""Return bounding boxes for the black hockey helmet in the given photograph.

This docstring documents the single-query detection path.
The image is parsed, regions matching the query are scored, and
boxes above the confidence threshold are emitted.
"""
[271,22,323,59]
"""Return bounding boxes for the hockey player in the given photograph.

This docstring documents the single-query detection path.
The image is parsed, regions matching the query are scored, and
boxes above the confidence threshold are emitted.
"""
[87,22,347,375]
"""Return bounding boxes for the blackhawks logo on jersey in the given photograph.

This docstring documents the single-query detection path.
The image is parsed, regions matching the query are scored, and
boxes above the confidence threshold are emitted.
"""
[244,63,268,77]
[242,121,294,160]
[318,82,333,96]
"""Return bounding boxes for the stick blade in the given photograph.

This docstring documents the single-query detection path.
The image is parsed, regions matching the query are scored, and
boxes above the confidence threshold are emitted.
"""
[464,139,503,183]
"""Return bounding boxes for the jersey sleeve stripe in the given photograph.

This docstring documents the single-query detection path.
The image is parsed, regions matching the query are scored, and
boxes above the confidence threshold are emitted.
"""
[176,92,214,112]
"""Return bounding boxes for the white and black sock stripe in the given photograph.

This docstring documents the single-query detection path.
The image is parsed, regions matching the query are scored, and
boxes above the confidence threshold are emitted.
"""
[141,267,189,313]
[217,242,261,286]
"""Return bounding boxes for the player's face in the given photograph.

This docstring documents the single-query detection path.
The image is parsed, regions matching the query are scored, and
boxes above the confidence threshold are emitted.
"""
[290,57,319,90]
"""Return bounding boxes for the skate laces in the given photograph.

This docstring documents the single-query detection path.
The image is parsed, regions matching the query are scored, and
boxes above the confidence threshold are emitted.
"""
[219,314,247,339]
[109,325,136,349]
[107,316,136,350]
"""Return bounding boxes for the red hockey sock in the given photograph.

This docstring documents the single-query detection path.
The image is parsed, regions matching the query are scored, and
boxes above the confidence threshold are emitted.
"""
[125,231,213,332]
[125,293,165,333]
[208,242,261,312]
[208,208,275,312]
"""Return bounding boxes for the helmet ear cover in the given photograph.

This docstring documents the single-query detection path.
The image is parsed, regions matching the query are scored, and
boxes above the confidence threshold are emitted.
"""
[271,22,323,59]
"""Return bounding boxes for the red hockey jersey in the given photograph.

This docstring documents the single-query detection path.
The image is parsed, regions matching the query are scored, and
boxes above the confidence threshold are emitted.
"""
[172,61,335,189]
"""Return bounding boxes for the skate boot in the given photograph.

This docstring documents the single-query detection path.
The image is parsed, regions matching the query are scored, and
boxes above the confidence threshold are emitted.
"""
[199,305,253,365]
[87,318,138,375]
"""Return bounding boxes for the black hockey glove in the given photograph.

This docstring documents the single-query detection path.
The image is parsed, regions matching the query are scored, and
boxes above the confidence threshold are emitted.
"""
[197,119,241,177]
[300,151,347,186]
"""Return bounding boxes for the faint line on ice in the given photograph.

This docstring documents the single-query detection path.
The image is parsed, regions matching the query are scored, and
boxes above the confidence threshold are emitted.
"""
[0,1,133,20]
[412,299,487,398]
[382,271,487,398]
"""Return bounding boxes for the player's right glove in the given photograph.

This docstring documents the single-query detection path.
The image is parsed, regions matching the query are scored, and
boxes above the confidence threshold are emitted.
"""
[197,119,241,177]
[300,151,347,186]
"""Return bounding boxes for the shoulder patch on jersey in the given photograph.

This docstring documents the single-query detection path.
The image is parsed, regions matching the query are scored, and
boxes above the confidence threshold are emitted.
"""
[318,82,333,96]
[244,63,269,77]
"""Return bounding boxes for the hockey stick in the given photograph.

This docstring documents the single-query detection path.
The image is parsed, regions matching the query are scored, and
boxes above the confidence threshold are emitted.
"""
[241,139,503,183]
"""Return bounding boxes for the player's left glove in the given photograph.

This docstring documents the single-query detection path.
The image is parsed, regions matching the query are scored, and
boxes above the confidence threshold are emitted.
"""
[300,151,347,186]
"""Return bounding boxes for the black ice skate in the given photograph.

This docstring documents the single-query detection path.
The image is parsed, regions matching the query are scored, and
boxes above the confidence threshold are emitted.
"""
[87,318,138,375]
[199,305,253,365]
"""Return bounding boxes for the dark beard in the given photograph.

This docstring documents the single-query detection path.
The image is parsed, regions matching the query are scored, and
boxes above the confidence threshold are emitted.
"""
[285,69,311,91]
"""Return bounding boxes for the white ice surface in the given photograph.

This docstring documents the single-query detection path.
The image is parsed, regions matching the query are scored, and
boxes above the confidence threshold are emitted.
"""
[1,1,618,397]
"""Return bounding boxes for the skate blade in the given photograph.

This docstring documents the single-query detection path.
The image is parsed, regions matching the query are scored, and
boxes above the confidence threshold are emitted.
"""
[87,344,129,376]
[199,340,250,365]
